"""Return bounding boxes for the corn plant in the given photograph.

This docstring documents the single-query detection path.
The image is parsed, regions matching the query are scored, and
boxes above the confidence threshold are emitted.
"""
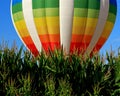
[0,43,120,96]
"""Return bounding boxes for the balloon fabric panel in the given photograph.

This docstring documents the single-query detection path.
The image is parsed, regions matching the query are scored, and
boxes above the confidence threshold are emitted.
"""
[12,1,39,56]
[11,0,117,56]
[32,0,60,51]
[93,0,117,52]
[70,0,100,53]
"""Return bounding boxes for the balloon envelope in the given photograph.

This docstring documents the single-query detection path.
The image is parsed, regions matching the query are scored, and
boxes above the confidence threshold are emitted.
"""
[11,0,117,56]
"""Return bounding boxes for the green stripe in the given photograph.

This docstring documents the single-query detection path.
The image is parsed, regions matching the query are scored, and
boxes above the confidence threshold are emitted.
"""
[74,0,100,9]
[13,9,99,21]
[33,9,45,17]
[109,5,117,15]
[74,8,99,18]
[32,0,45,9]
[33,8,59,17]
[32,0,59,9]
[87,9,99,18]
[45,0,59,8]
[12,3,22,14]
[107,5,117,23]
[107,13,116,23]
[46,8,59,17]
[13,12,24,22]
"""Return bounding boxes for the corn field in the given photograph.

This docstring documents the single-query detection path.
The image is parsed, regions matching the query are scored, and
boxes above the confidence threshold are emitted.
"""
[0,43,120,96]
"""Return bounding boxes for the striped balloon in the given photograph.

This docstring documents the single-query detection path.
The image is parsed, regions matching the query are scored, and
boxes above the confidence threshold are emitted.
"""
[11,0,117,56]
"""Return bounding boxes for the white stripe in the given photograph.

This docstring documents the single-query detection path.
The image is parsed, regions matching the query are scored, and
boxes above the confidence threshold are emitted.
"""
[10,0,28,50]
[60,0,74,54]
[85,0,109,54]
[22,0,42,52]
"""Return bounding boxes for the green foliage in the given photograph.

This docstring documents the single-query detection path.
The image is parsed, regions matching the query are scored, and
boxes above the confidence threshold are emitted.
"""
[0,45,120,96]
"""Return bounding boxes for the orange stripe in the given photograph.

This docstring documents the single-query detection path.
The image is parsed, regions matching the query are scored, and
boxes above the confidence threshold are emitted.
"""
[96,37,107,45]
[72,26,98,35]
[72,26,86,34]
[86,22,113,53]
[39,35,49,42]
[81,35,92,44]
[49,34,60,42]
[39,34,60,42]
[71,34,83,43]
[70,35,93,53]
[101,29,113,38]
[22,36,34,44]
[71,34,92,43]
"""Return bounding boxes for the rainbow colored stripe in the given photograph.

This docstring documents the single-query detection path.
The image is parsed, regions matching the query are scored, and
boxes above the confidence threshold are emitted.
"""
[11,0,117,56]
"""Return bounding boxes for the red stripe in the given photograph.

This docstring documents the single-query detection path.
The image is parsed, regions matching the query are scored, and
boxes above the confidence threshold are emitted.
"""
[70,42,90,54]
[92,37,107,52]
[27,44,39,56]
[42,42,60,52]
[22,36,39,56]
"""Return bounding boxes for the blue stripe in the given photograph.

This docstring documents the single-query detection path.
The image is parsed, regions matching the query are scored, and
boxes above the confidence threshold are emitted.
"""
[12,0,22,5]
[12,0,117,6]
[110,0,117,6]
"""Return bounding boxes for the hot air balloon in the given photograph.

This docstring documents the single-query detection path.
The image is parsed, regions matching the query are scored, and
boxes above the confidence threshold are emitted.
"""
[11,0,117,56]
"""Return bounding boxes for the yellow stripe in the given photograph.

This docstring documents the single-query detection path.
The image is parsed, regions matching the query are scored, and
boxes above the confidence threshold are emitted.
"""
[47,26,60,34]
[73,17,87,26]
[84,18,98,35]
[85,18,98,27]
[72,27,98,35]
[46,17,59,26]
[36,26,48,35]
[72,17,87,34]
[94,22,114,51]
[34,17,59,26]
[101,21,114,38]
[34,18,48,35]
[34,18,47,26]
[72,26,85,34]
[73,17,98,26]
[46,17,60,34]
[34,17,60,34]
[72,17,98,35]
[35,26,60,34]
[15,20,30,37]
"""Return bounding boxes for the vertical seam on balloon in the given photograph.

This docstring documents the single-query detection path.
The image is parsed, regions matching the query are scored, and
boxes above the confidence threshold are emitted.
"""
[80,0,89,50]
[85,0,109,55]
[45,0,51,50]
[22,0,42,53]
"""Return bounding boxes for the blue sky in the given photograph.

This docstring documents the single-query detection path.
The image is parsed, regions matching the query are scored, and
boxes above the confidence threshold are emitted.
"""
[0,0,120,54]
